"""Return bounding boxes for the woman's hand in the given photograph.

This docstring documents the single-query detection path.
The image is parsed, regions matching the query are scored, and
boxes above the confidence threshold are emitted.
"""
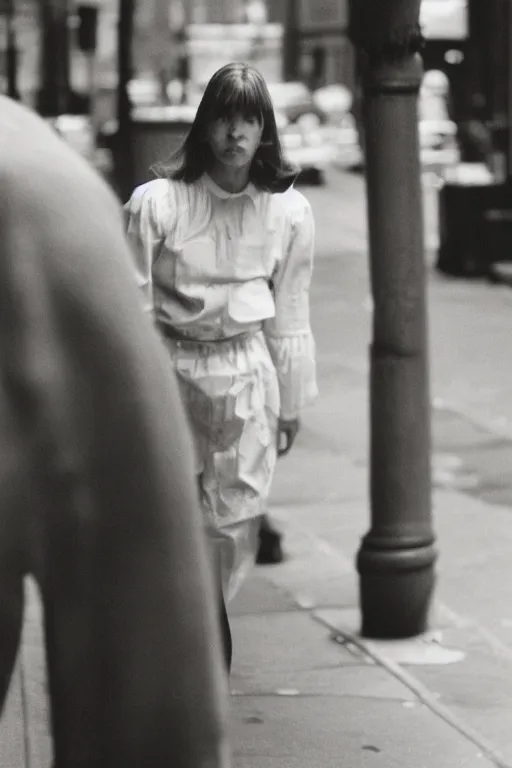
[277,417,300,457]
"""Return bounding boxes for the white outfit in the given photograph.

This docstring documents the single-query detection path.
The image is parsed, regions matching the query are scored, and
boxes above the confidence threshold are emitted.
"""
[125,173,317,599]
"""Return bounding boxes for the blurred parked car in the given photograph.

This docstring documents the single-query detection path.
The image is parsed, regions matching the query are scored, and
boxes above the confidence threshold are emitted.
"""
[267,81,326,125]
[268,81,357,185]
[313,84,363,171]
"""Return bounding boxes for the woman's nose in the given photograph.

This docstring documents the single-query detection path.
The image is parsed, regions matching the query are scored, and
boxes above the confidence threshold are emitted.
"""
[228,119,243,137]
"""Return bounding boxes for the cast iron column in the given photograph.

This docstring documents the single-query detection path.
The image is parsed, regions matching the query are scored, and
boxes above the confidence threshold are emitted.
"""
[349,0,437,638]
[5,0,20,101]
[37,0,71,116]
[283,0,299,81]
[114,0,135,200]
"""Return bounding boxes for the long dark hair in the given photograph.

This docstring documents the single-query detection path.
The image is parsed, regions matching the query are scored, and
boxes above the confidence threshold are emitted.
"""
[152,62,298,193]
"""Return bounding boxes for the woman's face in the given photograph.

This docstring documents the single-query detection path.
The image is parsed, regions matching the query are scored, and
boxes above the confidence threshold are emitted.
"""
[207,113,264,169]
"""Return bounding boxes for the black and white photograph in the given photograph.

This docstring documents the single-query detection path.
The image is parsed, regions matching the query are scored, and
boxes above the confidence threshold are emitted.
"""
[1,1,512,767]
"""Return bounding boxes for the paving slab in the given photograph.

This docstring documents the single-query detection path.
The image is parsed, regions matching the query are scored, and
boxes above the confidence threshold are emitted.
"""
[432,408,500,452]
[231,664,416,702]
[411,627,512,766]
[271,448,367,506]
[232,695,497,768]
[231,611,363,677]
[252,546,357,609]
[231,575,297,617]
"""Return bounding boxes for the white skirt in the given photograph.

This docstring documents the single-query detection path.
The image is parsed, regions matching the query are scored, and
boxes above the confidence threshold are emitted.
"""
[163,330,280,599]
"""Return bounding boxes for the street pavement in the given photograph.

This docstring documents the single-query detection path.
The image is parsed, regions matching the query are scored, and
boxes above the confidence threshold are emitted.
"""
[2,167,512,767]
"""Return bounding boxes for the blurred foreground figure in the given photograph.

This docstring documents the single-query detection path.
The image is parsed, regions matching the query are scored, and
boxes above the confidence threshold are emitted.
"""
[0,96,230,768]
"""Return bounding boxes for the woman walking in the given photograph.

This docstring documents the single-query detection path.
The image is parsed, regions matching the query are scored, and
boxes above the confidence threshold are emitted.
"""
[125,62,317,672]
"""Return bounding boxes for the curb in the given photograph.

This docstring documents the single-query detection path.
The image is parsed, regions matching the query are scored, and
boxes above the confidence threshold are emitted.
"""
[312,608,512,768]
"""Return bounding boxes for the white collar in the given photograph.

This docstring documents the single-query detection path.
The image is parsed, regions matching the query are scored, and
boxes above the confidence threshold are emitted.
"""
[202,173,258,201]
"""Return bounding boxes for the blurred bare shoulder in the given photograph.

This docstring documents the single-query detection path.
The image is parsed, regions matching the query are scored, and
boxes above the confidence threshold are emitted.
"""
[0,97,119,210]
[0,97,149,326]
[0,96,126,266]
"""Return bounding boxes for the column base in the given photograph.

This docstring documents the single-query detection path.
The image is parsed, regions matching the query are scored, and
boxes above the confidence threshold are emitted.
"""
[357,542,437,639]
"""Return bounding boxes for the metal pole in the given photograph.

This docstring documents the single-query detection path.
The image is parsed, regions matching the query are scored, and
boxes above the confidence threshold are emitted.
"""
[5,0,20,101]
[349,0,437,639]
[37,0,71,116]
[283,0,298,81]
[114,0,135,200]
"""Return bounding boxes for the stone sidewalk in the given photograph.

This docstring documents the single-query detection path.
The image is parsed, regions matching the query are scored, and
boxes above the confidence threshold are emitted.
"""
[230,556,510,768]
[245,459,512,768]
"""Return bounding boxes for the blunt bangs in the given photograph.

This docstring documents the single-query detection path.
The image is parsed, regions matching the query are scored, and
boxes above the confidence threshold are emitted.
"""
[153,62,299,193]
[204,64,272,125]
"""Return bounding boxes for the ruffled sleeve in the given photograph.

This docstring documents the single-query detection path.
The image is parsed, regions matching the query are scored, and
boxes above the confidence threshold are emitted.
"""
[124,179,168,317]
[263,191,318,420]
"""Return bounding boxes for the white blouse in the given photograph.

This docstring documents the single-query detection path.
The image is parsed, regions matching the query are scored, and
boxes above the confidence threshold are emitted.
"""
[124,174,317,420]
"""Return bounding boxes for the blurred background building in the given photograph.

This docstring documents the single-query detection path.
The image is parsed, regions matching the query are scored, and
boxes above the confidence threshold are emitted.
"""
[3,0,512,271]
[0,1,475,128]
[0,1,473,121]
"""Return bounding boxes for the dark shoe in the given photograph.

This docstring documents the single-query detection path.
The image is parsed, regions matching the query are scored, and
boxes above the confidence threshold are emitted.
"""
[256,517,284,565]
